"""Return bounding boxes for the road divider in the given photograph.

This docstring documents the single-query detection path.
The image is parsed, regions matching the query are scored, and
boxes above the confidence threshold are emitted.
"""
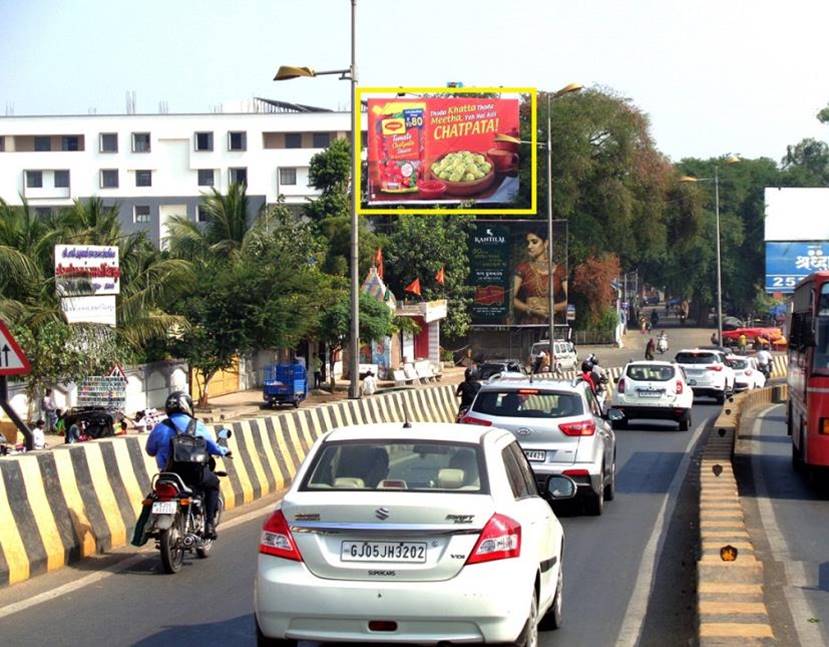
[696,383,787,645]
[0,385,459,588]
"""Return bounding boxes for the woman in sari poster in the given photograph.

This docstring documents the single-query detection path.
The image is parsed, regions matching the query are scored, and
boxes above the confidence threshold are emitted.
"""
[512,225,567,325]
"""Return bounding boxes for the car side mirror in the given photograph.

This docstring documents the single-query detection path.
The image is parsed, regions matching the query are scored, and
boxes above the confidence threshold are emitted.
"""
[546,475,577,500]
[605,408,625,422]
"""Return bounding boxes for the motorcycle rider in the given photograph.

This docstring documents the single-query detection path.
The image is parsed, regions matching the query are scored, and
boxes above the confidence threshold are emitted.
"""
[146,392,230,539]
[580,360,598,396]
[657,330,668,353]
[755,344,772,379]
[455,367,481,418]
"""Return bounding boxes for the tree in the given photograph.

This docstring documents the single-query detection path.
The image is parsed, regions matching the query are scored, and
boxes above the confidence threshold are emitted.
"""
[571,254,621,328]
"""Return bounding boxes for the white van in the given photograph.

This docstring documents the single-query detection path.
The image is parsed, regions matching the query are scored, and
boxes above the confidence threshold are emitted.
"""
[529,339,578,370]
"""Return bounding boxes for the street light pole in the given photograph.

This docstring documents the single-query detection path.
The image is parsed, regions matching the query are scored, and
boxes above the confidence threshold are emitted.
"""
[714,164,723,347]
[274,0,361,399]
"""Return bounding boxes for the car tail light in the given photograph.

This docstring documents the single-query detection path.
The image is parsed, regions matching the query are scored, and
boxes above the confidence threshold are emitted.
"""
[559,420,597,436]
[707,365,723,372]
[154,482,179,500]
[260,509,303,561]
[563,468,590,477]
[466,513,521,565]
[459,415,492,426]
[617,379,625,394]
[745,369,752,375]
[675,381,683,394]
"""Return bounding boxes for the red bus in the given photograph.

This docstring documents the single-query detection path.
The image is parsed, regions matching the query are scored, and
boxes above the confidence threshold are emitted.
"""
[788,271,829,475]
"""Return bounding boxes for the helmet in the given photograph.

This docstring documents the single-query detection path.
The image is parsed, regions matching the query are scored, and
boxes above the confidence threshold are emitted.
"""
[581,360,593,373]
[165,391,194,417]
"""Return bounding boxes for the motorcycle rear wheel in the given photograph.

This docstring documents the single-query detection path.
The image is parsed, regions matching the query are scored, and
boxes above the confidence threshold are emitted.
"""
[160,518,185,574]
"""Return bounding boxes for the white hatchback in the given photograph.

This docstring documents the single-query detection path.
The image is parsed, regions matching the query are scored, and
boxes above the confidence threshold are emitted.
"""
[728,355,766,391]
[254,423,576,647]
[611,360,694,430]
[675,349,736,404]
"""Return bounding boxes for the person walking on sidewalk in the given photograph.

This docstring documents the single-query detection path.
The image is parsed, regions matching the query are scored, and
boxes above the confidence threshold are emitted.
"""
[645,337,656,361]
[41,389,57,433]
[312,354,323,390]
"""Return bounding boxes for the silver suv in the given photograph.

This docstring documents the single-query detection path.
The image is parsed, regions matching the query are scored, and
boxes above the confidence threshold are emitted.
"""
[460,378,617,515]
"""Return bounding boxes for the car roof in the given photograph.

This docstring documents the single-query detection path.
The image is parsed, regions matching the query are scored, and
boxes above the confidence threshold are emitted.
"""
[324,422,496,444]
[625,360,676,367]
[478,378,582,392]
[676,348,720,354]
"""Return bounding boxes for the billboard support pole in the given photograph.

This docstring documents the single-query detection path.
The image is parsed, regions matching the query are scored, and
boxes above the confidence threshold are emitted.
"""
[546,93,556,349]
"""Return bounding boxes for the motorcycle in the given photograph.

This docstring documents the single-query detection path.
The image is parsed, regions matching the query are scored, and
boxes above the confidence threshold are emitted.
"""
[657,335,669,354]
[758,363,771,380]
[141,427,232,574]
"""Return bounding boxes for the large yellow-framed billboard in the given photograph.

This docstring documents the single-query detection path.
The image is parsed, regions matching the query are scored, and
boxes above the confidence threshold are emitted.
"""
[356,86,537,215]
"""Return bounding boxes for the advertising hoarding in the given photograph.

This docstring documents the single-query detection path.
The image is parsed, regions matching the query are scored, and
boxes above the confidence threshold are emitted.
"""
[765,241,829,292]
[764,188,829,241]
[55,245,120,296]
[359,87,536,215]
[469,220,567,327]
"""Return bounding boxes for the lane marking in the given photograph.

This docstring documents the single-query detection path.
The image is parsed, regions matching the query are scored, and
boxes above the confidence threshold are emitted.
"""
[615,414,708,647]
[699,623,774,638]
[0,498,276,619]
[748,405,825,647]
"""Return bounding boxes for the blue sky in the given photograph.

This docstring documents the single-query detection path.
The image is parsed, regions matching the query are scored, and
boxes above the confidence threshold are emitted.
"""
[1,0,827,162]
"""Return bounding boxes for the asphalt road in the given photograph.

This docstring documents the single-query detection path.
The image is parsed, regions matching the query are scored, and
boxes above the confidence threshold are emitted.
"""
[736,405,829,646]
[0,400,722,647]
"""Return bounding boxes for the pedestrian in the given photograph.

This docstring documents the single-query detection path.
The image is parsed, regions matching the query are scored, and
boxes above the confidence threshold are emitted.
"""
[533,350,547,374]
[710,331,719,346]
[32,419,47,450]
[65,417,82,444]
[738,333,747,354]
[41,388,57,433]
[118,421,128,435]
[645,337,656,360]
[361,370,377,397]
[312,354,323,390]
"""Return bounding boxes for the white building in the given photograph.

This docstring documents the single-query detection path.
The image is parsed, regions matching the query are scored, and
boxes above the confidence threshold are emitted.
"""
[0,99,364,247]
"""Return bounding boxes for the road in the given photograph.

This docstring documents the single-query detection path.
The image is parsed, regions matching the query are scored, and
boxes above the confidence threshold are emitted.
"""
[735,405,829,646]
[0,397,722,646]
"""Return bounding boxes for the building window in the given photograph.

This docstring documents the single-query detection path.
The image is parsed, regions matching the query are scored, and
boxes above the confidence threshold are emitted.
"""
[312,132,331,148]
[34,207,52,218]
[34,136,51,152]
[25,170,43,188]
[0,137,6,152]
[195,132,213,151]
[197,205,210,223]
[132,132,151,152]
[61,136,79,151]
[197,169,215,187]
[279,167,297,186]
[100,169,119,188]
[228,131,246,151]
[135,170,152,187]
[134,205,151,224]
[100,133,118,153]
[229,167,247,185]
[54,170,70,188]
[285,132,302,149]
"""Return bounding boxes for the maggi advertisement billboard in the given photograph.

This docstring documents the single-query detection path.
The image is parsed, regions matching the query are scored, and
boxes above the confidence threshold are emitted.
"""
[360,88,533,214]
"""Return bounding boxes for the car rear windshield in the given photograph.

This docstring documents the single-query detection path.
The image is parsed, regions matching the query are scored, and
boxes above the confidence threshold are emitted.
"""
[731,358,749,369]
[626,364,675,381]
[675,352,718,365]
[301,440,488,493]
[472,390,583,418]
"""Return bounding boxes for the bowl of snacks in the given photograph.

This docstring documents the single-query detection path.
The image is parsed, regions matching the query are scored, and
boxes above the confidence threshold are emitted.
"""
[427,151,495,196]
[417,179,447,200]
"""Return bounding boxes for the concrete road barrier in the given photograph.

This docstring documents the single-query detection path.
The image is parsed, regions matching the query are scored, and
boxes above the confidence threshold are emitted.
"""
[696,384,787,645]
[0,385,458,588]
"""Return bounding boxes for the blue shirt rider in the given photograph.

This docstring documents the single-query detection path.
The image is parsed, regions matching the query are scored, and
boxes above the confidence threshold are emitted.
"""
[145,391,229,539]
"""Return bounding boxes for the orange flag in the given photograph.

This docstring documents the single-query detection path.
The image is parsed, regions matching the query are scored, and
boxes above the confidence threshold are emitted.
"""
[435,266,445,285]
[404,277,421,296]
[374,248,384,279]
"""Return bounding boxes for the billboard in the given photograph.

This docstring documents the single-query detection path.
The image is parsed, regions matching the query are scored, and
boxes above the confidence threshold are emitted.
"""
[765,241,829,292]
[468,220,567,327]
[55,245,120,296]
[61,295,117,326]
[361,88,533,214]
[765,188,829,241]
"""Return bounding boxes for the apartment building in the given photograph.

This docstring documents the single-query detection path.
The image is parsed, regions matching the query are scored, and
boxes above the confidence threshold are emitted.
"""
[0,99,365,247]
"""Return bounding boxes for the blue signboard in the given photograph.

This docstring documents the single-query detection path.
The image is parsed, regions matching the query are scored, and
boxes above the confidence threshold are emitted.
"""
[765,242,829,293]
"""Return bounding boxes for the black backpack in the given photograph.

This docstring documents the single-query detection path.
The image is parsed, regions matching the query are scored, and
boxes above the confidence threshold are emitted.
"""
[164,418,209,468]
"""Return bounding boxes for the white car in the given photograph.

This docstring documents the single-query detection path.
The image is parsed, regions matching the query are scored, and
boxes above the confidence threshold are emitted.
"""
[255,423,576,646]
[460,378,617,516]
[674,348,735,404]
[728,355,766,391]
[611,360,694,431]
[529,339,578,371]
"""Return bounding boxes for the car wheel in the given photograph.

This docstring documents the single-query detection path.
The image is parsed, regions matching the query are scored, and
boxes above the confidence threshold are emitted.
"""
[256,619,297,647]
[715,392,725,405]
[584,478,605,516]
[604,458,616,501]
[540,556,564,630]
[612,418,627,431]
[513,587,539,647]
[786,403,793,436]
[678,412,690,432]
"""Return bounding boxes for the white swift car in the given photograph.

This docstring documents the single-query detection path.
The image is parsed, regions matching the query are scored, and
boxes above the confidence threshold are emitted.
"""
[254,423,576,646]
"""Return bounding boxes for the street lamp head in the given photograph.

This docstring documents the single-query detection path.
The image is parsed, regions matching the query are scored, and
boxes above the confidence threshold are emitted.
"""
[724,154,741,165]
[678,175,699,183]
[554,82,583,98]
[273,66,316,81]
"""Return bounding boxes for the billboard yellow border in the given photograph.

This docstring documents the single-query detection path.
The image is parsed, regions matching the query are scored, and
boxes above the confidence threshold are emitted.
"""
[356,86,537,216]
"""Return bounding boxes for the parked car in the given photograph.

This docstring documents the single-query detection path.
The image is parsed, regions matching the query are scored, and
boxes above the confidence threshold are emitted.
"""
[727,355,766,391]
[529,339,578,371]
[477,359,528,381]
[721,316,744,331]
[611,361,694,431]
[254,422,576,646]
[674,349,735,404]
[460,378,618,515]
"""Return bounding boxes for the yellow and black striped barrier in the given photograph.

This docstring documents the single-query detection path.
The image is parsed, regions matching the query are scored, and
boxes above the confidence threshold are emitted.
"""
[0,385,458,587]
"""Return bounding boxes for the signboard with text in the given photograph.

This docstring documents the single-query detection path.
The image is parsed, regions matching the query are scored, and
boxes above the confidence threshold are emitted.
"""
[55,245,120,297]
[765,241,829,293]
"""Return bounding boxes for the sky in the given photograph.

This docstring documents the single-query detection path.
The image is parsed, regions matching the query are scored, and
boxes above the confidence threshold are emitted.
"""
[1,0,827,163]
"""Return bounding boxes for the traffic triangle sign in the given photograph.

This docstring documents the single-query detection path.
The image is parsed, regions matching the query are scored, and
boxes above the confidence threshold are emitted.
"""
[108,364,128,382]
[0,320,31,376]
